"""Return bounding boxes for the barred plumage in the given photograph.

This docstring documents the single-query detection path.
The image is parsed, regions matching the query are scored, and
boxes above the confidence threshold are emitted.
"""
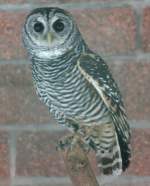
[22,7,131,175]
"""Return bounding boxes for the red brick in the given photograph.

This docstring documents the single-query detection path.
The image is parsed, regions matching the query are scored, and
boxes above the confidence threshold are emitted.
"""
[127,129,150,176]
[142,7,150,52]
[0,86,52,124]
[72,7,136,55]
[16,131,68,177]
[16,129,150,177]
[0,64,54,125]
[0,12,28,60]
[0,64,32,87]
[0,132,10,177]
[109,60,150,121]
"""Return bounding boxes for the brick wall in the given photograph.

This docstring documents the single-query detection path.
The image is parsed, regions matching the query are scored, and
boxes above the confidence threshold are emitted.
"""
[0,0,150,186]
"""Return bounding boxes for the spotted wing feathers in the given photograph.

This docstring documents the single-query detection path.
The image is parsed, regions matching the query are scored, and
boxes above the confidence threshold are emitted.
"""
[77,53,131,175]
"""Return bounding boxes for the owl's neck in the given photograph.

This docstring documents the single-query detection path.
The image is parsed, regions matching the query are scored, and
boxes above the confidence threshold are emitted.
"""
[31,39,88,82]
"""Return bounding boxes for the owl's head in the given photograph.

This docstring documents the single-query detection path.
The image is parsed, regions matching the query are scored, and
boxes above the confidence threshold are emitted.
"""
[23,7,83,60]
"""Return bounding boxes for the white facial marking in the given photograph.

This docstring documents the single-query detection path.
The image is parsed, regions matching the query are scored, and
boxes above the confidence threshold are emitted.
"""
[36,47,67,59]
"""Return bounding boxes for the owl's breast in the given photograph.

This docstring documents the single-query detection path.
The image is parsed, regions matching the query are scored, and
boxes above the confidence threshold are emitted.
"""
[40,69,110,125]
[34,63,111,125]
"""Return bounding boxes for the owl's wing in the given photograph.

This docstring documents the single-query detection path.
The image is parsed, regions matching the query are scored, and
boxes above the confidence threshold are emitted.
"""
[77,52,131,171]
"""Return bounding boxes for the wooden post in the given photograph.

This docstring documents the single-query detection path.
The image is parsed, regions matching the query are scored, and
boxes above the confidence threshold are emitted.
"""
[61,137,100,186]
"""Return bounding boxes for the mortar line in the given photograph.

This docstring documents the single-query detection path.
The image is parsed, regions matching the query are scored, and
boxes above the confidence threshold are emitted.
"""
[133,6,143,51]
[0,60,29,65]
[12,176,71,185]
[12,175,150,185]
[0,120,149,132]
[104,52,150,62]
[0,123,66,132]
[0,0,150,11]
[8,131,17,186]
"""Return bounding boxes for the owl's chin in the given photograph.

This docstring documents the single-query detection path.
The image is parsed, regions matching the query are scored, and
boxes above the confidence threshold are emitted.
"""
[34,47,67,60]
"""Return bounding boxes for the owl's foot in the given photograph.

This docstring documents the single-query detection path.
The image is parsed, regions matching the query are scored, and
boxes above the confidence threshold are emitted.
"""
[56,135,74,151]
[56,134,90,152]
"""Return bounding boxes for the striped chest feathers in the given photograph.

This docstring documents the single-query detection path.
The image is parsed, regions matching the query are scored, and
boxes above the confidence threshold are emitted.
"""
[35,64,111,125]
[36,65,93,108]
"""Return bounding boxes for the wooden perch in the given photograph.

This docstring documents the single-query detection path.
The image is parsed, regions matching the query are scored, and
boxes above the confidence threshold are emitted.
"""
[61,136,100,186]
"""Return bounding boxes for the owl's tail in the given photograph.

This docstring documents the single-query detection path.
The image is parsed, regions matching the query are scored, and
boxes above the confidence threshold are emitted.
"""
[95,124,122,175]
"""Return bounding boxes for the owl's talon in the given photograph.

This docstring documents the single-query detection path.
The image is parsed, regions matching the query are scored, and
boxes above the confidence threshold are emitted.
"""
[56,135,74,151]
[80,142,91,153]
[56,134,91,153]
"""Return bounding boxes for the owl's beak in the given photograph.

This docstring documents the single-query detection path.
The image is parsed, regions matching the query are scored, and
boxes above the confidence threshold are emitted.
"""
[47,32,54,45]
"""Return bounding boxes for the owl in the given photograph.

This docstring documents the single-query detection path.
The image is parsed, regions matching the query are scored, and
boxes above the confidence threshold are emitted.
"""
[22,7,131,175]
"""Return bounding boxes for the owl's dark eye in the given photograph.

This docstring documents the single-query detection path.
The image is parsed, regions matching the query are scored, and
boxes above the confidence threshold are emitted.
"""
[33,22,44,33]
[52,19,65,32]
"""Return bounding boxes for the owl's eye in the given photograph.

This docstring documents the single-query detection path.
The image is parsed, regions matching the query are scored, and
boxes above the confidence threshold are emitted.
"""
[52,19,65,33]
[33,22,44,33]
